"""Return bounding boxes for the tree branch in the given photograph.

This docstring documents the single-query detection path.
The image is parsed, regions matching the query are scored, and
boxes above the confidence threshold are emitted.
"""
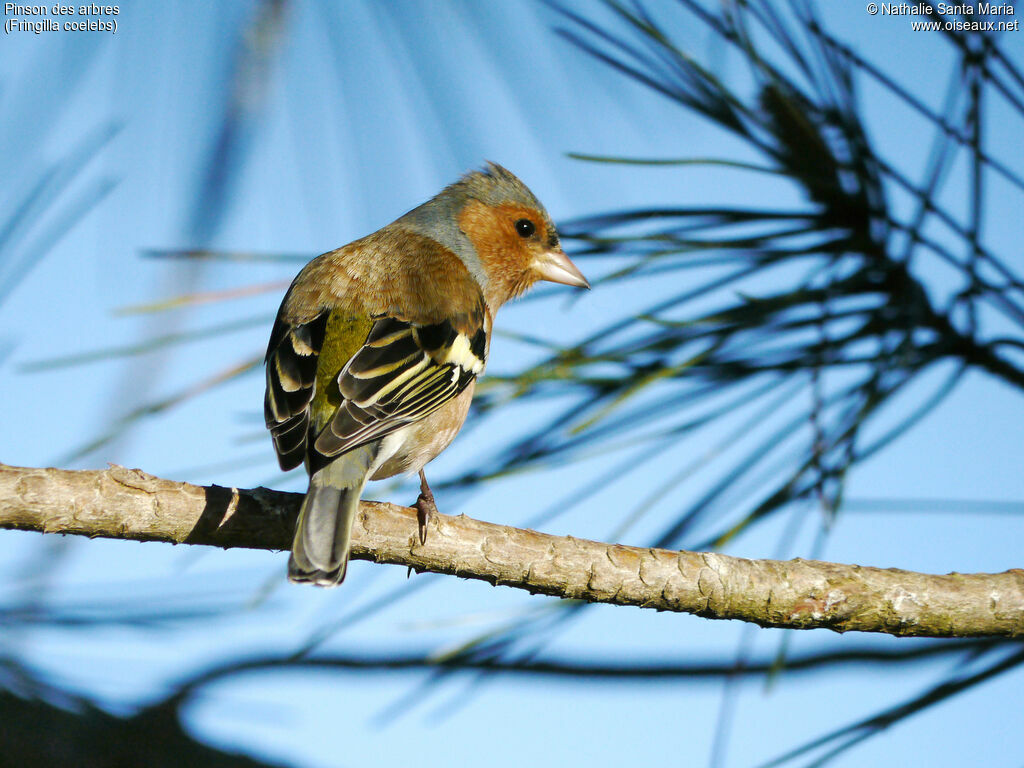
[1,463,1021,638]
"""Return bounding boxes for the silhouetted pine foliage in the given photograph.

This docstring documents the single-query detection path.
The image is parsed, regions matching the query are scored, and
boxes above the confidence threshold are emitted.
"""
[429,1,1024,762]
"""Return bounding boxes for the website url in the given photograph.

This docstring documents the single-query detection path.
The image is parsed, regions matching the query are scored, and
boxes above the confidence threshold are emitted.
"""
[910,18,1020,30]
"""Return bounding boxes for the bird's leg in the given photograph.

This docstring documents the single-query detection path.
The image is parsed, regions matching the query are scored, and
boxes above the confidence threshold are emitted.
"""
[414,469,437,545]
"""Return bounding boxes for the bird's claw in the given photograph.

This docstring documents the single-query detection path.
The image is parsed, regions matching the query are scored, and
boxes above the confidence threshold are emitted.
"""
[414,469,437,545]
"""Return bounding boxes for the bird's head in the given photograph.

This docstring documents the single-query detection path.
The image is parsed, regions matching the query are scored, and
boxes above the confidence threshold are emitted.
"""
[402,163,589,309]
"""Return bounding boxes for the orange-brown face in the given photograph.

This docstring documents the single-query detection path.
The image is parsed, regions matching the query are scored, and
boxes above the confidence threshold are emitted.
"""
[458,200,588,308]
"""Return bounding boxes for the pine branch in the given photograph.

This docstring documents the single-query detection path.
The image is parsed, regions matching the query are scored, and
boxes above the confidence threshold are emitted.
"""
[1,463,1021,638]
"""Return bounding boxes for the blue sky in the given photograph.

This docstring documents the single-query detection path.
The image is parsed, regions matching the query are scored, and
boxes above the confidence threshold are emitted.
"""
[2,2,1023,766]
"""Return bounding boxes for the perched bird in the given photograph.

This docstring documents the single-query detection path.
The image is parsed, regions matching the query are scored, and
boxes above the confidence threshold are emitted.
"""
[264,163,589,586]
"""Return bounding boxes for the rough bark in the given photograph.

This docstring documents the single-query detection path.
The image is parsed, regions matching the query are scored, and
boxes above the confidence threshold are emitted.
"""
[1,463,1021,638]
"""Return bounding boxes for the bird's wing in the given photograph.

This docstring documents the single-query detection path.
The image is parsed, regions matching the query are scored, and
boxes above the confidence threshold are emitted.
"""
[265,307,487,473]
[264,310,334,471]
[310,313,486,469]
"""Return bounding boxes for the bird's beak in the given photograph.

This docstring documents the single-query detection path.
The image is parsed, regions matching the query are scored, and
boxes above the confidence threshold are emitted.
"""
[533,249,590,289]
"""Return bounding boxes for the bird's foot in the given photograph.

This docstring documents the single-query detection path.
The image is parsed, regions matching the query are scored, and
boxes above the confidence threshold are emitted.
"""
[414,469,437,545]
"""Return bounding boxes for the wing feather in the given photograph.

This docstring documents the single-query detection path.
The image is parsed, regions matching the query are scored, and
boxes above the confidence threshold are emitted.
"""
[308,314,485,472]
[266,297,486,474]
[264,311,330,470]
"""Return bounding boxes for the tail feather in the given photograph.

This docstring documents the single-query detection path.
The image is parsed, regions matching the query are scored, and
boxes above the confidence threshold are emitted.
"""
[288,447,375,587]
[288,482,354,586]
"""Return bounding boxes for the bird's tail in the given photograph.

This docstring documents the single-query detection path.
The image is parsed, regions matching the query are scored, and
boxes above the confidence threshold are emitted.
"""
[288,447,375,587]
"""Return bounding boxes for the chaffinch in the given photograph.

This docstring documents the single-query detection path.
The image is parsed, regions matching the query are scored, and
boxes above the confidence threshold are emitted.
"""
[265,163,589,586]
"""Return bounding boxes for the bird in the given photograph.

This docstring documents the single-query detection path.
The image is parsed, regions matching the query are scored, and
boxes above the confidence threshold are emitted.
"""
[264,163,589,586]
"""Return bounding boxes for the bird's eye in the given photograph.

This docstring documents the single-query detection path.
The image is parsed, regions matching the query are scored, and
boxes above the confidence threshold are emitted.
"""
[515,219,536,238]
